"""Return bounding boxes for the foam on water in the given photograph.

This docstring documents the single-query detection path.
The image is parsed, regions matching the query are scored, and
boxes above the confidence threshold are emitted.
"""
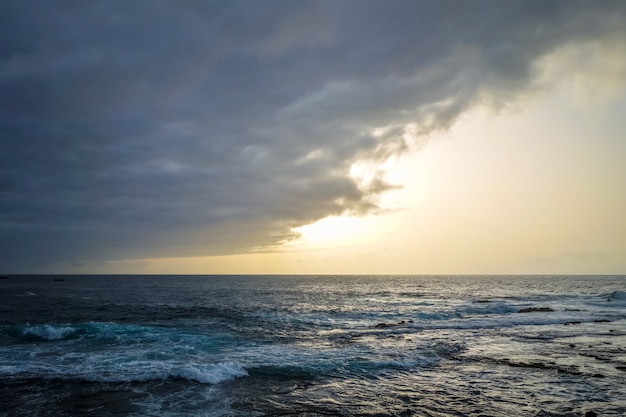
[1,345,248,385]
[0,321,250,386]
[21,324,77,340]
[83,361,248,384]
[1,275,625,417]
[171,363,248,384]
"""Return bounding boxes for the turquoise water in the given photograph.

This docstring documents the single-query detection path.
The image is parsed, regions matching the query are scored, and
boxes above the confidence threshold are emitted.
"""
[1,275,625,416]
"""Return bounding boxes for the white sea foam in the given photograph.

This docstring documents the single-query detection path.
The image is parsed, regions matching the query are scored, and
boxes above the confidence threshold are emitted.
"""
[1,354,249,385]
[81,361,248,384]
[2,276,626,416]
[22,324,76,340]
[171,362,248,384]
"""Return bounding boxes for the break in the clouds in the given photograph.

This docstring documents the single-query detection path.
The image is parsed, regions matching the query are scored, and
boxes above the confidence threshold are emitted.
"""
[1,0,625,270]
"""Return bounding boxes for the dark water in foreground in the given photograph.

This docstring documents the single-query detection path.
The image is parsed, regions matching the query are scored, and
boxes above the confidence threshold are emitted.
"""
[1,275,625,416]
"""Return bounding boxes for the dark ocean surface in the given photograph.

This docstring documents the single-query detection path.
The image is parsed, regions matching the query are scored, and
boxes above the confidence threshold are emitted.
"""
[1,275,625,416]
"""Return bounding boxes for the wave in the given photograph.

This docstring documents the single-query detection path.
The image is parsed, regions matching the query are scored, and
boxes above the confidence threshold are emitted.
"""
[15,291,38,297]
[23,324,77,340]
[608,290,626,300]
[0,322,158,343]
[1,358,248,385]
[1,321,231,349]
[0,321,248,385]
[458,301,518,316]
[170,363,248,384]
[87,362,248,384]
[2,323,84,342]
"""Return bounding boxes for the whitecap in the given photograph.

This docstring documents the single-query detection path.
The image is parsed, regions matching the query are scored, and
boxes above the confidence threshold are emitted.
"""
[80,361,248,384]
[171,362,248,384]
[22,324,76,340]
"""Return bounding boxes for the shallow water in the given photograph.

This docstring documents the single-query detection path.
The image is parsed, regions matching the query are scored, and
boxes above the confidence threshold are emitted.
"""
[1,275,625,416]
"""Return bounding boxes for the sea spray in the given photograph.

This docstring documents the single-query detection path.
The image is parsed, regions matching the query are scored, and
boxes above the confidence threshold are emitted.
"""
[1,275,625,416]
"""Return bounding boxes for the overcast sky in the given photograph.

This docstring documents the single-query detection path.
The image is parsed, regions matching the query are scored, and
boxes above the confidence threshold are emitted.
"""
[1,0,625,274]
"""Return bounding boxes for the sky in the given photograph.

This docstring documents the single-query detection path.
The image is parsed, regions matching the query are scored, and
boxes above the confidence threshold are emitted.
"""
[1,0,625,275]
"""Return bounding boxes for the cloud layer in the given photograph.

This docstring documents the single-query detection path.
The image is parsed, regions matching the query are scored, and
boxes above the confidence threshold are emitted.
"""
[1,0,625,270]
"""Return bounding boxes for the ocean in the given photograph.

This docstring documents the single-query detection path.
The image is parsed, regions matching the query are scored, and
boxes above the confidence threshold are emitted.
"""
[0,275,625,417]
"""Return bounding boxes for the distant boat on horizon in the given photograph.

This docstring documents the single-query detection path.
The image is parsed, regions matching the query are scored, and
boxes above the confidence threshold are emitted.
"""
[54,277,65,282]
[0,275,8,279]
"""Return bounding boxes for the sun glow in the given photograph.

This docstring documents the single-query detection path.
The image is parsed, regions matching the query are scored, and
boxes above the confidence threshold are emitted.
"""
[289,142,414,250]
[291,215,367,247]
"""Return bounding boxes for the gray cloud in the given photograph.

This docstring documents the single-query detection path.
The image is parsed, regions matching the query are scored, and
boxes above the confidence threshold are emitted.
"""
[1,0,625,270]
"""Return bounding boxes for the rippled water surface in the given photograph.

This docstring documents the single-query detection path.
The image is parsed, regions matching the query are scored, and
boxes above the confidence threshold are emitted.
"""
[1,275,625,416]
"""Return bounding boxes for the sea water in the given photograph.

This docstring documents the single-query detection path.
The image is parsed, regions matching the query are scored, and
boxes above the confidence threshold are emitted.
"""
[0,275,625,416]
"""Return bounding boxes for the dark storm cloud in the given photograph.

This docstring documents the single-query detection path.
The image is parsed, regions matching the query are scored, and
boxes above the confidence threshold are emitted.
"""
[1,0,625,270]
